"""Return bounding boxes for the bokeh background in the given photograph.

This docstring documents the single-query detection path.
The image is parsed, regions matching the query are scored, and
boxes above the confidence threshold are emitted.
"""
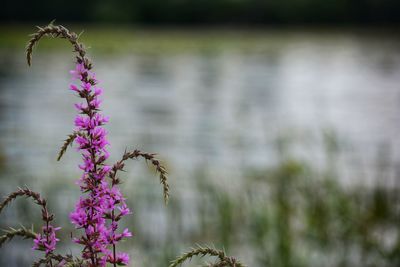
[1,1,400,266]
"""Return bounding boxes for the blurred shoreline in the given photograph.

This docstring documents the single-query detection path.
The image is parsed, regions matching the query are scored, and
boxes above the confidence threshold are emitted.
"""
[1,24,400,53]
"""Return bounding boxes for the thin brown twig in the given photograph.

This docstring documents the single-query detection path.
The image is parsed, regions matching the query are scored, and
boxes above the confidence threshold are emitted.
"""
[109,149,169,204]
[31,253,80,267]
[169,245,246,267]
[57,131,85,161]
[0,226,36,248]
[0,187,48,217]
[26,23,93,75]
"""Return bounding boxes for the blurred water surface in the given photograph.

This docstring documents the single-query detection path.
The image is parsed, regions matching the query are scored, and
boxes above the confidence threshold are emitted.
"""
[0,28,400,266]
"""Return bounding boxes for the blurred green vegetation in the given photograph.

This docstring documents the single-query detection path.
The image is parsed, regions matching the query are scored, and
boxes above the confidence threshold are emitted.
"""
[0,25,280,53]
[167,160,400,266]
[3,157,399,266]
[121,132,400,266]
[1,25,398,56]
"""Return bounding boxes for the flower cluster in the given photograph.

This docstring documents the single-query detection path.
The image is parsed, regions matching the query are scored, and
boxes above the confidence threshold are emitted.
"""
[68,62,132,266]
[3,23,243,267]
[33,225,61,254]
[20,24,171,266]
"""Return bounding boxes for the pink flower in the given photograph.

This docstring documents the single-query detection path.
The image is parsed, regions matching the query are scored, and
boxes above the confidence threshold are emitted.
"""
[94,87,103,96]
[70,84,80,93]
[89,98,102,109]
[116,252,130,265]
[121,228,132,238]
[74,116,89,128]
[82,82,92,92]
[70,208,87,228]
[118,204,132,217]
[69,63,86,80]
[33,226,61,254]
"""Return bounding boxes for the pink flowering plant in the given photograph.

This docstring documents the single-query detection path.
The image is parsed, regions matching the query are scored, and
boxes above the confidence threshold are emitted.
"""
[0,23,245,267]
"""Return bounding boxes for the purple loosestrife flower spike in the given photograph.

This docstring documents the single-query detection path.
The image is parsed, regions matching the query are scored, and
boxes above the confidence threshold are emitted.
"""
[67,49,132,267]
[26,24,132,267]
[33,226,61,254]
[23,22,247,267]
[0,188,61,266]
